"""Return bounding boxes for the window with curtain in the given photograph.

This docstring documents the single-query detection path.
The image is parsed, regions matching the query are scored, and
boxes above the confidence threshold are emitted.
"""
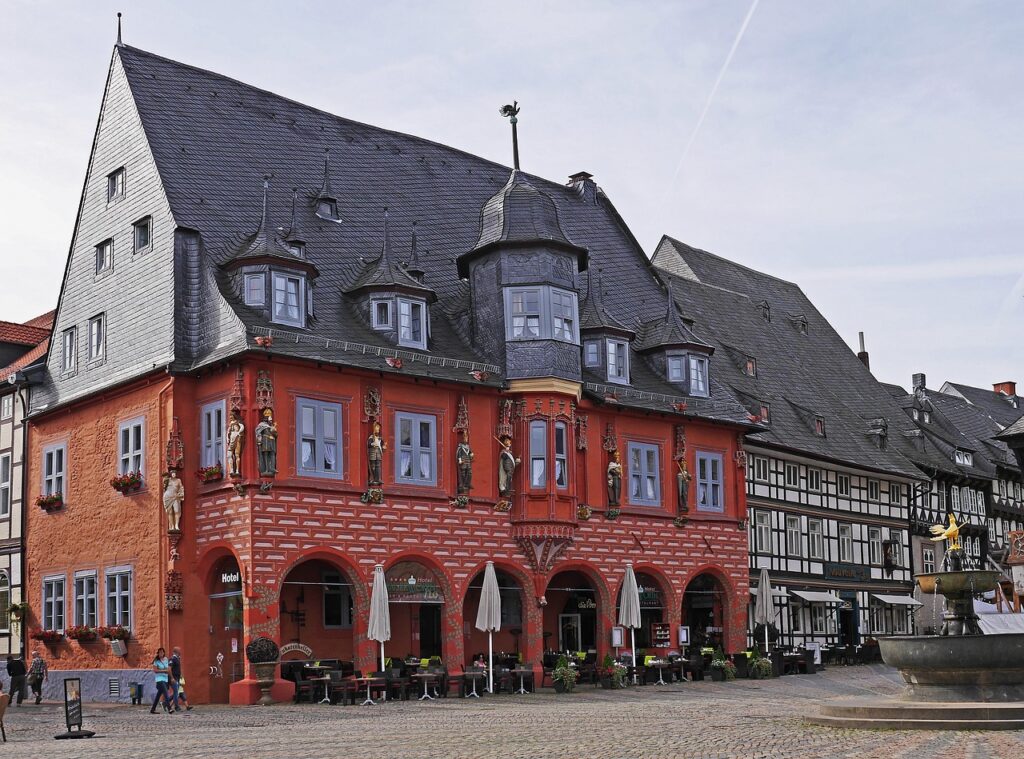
[297,397,343,478]
[271,272,304,326]
[397,297,427,348]
[74,572,97,628]
[554,422,568,488]
[395,412,436,485]
[119,418,144,476]
[696,452,724,512]
[530,420,547,488]
[200,401,225,468]
[627,442,660,506]
[106,568,132,628]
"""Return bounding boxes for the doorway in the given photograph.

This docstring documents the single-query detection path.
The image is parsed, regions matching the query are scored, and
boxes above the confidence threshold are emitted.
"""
[418,604,442,658]
[559,614,582,651]
[839,605,858,646]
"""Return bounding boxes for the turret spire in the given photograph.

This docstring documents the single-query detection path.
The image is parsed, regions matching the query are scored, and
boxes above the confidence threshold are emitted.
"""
[406,221,425,281]
[499,102,521,171]
[116,12,123,47]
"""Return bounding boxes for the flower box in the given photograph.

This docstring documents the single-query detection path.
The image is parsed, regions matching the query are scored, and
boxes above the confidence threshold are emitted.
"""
[36,493,63,512]
[97,625,131,641]
[66,625,99,642]
[30,629,65,645]
[110,471,143,494]
[196,465,223,483]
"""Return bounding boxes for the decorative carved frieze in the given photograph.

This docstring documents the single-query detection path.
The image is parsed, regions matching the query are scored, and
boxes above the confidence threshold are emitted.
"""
[165,417,184,472]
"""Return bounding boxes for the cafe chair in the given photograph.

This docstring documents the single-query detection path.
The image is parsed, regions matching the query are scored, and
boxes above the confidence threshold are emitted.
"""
[386,668,413,701]
[329,671,357,705]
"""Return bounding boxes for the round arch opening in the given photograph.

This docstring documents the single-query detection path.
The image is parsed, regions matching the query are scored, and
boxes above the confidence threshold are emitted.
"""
[545,570,599,655]
[279,558,360,663]
[462,567,525,668]
[385,560,446,661]
[207,555,244,703]
[615,572,669,650]
[681,572,727,652]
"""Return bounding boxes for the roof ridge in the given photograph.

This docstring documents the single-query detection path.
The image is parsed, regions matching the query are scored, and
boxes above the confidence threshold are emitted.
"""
[663,235,803,291]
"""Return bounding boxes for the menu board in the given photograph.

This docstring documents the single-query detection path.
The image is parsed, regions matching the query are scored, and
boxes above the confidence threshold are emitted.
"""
[650,622,672,648]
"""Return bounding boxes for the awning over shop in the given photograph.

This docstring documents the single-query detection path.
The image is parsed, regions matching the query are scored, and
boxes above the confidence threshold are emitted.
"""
[791,590,842,604]
[872,594,922,607]
[747,588,789,597]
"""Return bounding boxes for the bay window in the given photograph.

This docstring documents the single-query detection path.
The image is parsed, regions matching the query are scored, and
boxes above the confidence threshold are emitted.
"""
[504,286,579,344]
[397,297,427,349]
[271,271,304,326]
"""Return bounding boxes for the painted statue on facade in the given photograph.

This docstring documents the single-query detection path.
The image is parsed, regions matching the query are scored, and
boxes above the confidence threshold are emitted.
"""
[227,410,245,478]
[255,409,278,477]
[163,470,185,532]
[456,431,474,494]
[497,435,519,497]
[676,459,692,513]
[367,421,386,486]
[606,450,622,506]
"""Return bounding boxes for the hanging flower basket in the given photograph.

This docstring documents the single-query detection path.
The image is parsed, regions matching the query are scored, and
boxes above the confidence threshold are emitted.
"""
[65,625,99,642]
[196,465,223,483]
[97,625,131,641]
[30,628,64,645]
[110,471,143,494]
[36,493,63,512]
[9,602,28,621]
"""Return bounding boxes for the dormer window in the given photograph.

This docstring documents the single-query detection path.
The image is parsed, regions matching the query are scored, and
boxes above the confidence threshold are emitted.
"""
[912,409,919,421]
[584,340,600,367]
[954,449,973,467]
[316,198,338,220]
[814,416,826,436]
[244,273,265,306]
[606,339,629,385]
[107,167,125,202]
[504,286,579,344]
[288,242,305,258]
[759,300,771,322]
[667,355,685,383]
[745,356,757,377]
[371,298,392,330]
[923,411,931,423]
[760,402,771,424]
[271,271,305,327]
[688,355,709,397]
[397,297,427,349]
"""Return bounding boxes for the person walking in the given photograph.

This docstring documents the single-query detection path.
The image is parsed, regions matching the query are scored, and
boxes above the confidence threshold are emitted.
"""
[168,647,192,712]
[6,655,26,705]
[150,648,173,714]
[27,651,47,704]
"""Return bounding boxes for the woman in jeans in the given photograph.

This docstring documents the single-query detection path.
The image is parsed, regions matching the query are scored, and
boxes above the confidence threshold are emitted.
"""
[150,648,173,714]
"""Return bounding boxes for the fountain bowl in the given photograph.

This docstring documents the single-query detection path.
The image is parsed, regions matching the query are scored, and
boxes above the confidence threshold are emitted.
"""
[915,570,1000,596]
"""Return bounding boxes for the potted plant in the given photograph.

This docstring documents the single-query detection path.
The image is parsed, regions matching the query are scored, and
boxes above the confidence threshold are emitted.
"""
[29,628,64,646]
[65,625,99,642]
[709,650,736,681]
[246,636,280,706]
[36,493,63,512]
[552,655,579,694]
[749,653,774,680]
[197,464,223,483]
[597,653,627,689]
[97,625,131,641]
[110,471,143,494]
[8,601,28,629]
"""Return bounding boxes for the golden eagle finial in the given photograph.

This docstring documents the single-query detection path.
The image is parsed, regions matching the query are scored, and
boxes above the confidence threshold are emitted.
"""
[929,513,961,551]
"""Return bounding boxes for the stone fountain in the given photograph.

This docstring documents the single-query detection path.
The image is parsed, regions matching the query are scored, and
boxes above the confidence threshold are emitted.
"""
[812,520,1024,730]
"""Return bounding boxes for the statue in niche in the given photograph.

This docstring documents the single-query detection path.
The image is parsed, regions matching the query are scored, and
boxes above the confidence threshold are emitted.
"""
[227,409,245,478]
[497,435,519,497]
[255,409,278,477]
[456,430,474,494]
[606,450,622,506]
[163,470,185,532]
[677,459,692,512]
[367,420,386,486]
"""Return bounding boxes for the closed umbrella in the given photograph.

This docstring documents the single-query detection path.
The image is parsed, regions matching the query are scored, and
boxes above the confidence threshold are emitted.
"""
[618,563,642,683]
[475,561,502,694]
[367,564,391,675]
[753,567,774,653]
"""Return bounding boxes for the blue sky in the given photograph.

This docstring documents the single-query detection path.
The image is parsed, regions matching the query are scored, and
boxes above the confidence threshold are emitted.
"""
[2,1,1021,391]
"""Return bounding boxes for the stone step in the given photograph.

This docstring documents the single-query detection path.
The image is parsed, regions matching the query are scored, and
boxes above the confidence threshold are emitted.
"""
[820,700,1024,722]
[807,714,1024,731]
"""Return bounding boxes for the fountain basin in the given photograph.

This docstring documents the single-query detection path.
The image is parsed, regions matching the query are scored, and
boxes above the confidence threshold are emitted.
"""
[915,570,1000,596]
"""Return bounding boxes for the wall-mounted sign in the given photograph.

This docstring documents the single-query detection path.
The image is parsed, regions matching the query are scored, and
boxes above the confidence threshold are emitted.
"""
[824,562,870,582]
[280,642,314,658]
[386,561,444,604]
[576,597,597,610]
[216,558,244,593]
[678,626,690,646]
[611,626,624,647]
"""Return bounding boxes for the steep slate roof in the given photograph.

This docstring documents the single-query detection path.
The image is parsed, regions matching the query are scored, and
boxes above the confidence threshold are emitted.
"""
[579,269,632,335]
[114,45,747,426]
[653,236,924,479]
[940,382,1023,428]
[929,391,1020,474]
[344,211,436,300]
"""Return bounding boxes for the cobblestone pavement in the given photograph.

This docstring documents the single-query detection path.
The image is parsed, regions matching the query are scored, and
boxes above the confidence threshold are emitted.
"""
[2,665,1022,758]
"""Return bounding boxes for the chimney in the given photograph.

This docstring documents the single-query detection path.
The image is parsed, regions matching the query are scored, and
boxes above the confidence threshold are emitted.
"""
[994,381,1017,397]
[856,331,870,369]
[912,373,926,393]
[567,171,598,204]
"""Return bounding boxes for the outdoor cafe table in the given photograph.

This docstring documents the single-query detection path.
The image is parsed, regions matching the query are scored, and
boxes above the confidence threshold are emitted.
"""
[511,667,533,695]
[463,670,485,698]
[356,675,386,706]
[412,672,437,701]
[304,665,332,704]
[650,660,670,685]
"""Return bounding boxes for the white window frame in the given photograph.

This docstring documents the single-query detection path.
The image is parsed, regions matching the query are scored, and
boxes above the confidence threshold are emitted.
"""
[43,574,65,632]
[667,355,685,383]
[889,483,902,505]
[808,519,823,560]
[951,486,961,510]
[397,297,428,349]
[811,604,828,635]
[371,298,392,330]
[133,216,152,253]
[296,397,343,479]
[271,271,305,327]
[0,453,10,518]
[922,546,935,574]
[395,411,437,486]
[43,442,67,498]
[105,565,132,629]
[0,395,11,420]
[688,354,709,397]
[74,570,98,628]
[200,400,226,468]
[554,421,568,489]
[786,515,802,557]
[88,313,105,362]
[753,456,769,483]
[606,339,629,385]
[106,167,125,201]
[696,450,724,512]
[0,572,8,634]
[118,417,145,477]
[503,286,579,344]
[868,480,880,502]
[754,510,772,553]
[785,463,799,488]
[837,474,850,497]
[807,468,821,492]
[838,524,853,563]
[893,607,908,634]
[244,272,265,306]
[95,238,113,274]
[61,327,77,374]
[529,420,547,489]
[868,527,882,565]
[550,288,576,342]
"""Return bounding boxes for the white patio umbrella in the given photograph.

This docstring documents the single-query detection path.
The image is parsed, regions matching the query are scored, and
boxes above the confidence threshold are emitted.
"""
[475,561,502,694]
[618,563,642,683]
[753,567,774,653]
[367,564,391,675]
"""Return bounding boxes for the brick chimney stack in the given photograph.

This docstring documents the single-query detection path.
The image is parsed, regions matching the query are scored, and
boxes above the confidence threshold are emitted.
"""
[567,171,598,204]
[994,381,1017,397]
[856,331,870,369]
[912,373,927,393]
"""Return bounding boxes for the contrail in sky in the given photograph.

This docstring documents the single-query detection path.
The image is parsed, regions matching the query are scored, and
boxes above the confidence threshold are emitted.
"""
[662,0,761,205]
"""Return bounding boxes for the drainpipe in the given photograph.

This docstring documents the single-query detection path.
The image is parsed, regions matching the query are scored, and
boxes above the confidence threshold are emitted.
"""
[156,368,175,654]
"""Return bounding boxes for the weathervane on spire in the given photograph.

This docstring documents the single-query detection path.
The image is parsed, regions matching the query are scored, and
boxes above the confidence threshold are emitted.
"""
[116,12,123,47]
[499,101,521,171]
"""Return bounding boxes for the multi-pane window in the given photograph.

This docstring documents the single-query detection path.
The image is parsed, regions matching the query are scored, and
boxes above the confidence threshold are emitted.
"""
[43,443,66,498]
[244,273,265,306]
[808,519,823,560]
[869,603,885,634]
[667,355,685,382]
[696,451,723,512]
[868,480,880,501]
[811,604,830,634]
[890,531,903,567]
[688,355,709,397]
[584,341,600,367]
[951,486,961,510]
[785,463,799,488]
[627,442,660,506]
[395,412,436,485]
[837,474,850,497]
[0,573,8,632]
[371,299,391,329]
[954,449,973,466]
[529,421,546,488]
[118,418,144,476]
[754,511,771,553]
[200,401,225,468]
[786,515,801,557]
[554,422,568,489]
[297,398,342,478]
[133,217,152,252]
[316,198,338,219]
[504,286,579,344]
[509,288,541,338]
[88,314,105,361]
[753,456,769,482]
[62,327,77,373]
[550,289,575,341]
[43,576,65,631]
[0,454,10,517]
[106,167,125,201]
[74,572,98,628]
[889,483,902,505]
[1,395,11,420]
[95,239,113,274]
[271,272,304,326]
[893,608,908,634]
[808,468,822,492]
[606,339,629,384]
[106,568,132,628]
[323,572,352,628]
[397,297,427,349]
[869,527,882,564]
[839,524,853,562]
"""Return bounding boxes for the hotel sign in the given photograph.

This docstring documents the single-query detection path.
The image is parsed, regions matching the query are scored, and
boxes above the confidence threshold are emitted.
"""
[824,562,869,582]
